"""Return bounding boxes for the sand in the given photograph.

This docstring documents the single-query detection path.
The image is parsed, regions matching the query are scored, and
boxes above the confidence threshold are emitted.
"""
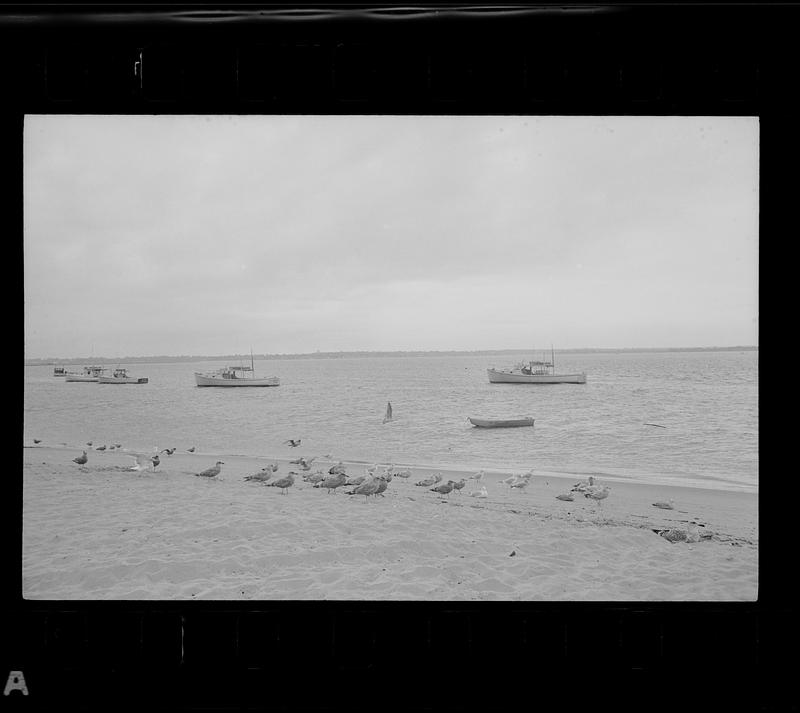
[22,445,757,600]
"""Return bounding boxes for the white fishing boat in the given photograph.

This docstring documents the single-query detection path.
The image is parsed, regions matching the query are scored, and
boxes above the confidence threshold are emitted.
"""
[97,368,149,384]
[65,365,109,382]
[488,346,586,384]
[53,366,78,377]
[195,351,279,387]
[468,416,535,428]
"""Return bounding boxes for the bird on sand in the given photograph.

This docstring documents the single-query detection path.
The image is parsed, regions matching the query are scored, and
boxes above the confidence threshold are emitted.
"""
[108,445,117,451]
[328,462,346,475]
[415,475,437,487]
[469,486,489,498]
[510,473,532,490]
[392,468,411,478]
[652,500,675,510]
[314,472,347,494]
[96,445,107,451]
[303,472,326,485]
[161,448,176,456]
[374,475,391,497]
[583,486,610,508]
[73,451,88,465]
[114,443,122,449]
[451,479,466,494]
[468,469,485,485]
[151,454,161,471]
[267,473,296,494]
[555,493,575,502]
[86,442,93,447]
[347,478,381,500]
[571,476,596,493]
[290,456,316,468]
[195,461,224,478]
[33,439,41,444]
[431,480,455,497]
[284,439,301,447]
[127,453,158,472]
[500,474,518,488]
[187,447,195,453]
[345,473,367,486]
[244,468,273,483]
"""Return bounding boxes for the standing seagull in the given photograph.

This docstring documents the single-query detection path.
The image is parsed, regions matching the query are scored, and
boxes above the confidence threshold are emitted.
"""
[267,473,295,494]
[347,478,381,501]
[72,451,88,465]
[151,454,160,471]
[382,401,393,423]
[96,445,107,451]
[451,479,466,495]
[187,447,195,453]
[127,453,158,472]
[583,486,610,509]
[195,461,224,478]
[244,468,273,483]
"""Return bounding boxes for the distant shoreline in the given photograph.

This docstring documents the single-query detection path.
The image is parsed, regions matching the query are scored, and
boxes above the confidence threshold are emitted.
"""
[25,346,758,366]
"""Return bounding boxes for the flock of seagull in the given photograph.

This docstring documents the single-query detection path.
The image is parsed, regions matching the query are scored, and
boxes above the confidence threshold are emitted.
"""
[56,438,687,516]
[67,445,614,514]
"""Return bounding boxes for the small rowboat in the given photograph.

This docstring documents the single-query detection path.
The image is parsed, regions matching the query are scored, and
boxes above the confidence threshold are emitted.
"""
[468,416,535,428]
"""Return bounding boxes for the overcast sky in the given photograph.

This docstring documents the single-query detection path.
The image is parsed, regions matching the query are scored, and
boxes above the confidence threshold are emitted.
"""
[24,115,758,359]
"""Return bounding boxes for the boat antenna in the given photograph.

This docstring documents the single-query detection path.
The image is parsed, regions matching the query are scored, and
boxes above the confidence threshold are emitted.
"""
[551,344,555,370]
[250,347,254,374]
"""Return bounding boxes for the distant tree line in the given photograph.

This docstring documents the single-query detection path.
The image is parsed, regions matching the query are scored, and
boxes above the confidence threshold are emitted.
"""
[25,345,757,366]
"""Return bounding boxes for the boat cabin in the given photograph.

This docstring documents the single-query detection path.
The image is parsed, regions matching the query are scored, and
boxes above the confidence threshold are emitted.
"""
[112,368,129,379]
[216,366,254,380]
[518,360,554,376]
[83,365,107,376]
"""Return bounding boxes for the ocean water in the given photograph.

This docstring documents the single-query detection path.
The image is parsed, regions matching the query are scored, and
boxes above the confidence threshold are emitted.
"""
[23,350,758,493]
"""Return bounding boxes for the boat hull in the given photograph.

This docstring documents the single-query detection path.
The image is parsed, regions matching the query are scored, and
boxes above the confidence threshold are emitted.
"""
[487,369,587,384]
[195,373,279,387]
[97,377,149,384]
[469,417,535,428]
[65,376,100,382]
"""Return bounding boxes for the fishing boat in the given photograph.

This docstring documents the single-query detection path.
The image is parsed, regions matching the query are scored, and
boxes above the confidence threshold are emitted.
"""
[194,351,279,387]
[468,416,535,428]
[53,366,78,377]
[488,346,586,384]
[65,365,109,382]
[97,368,149,384]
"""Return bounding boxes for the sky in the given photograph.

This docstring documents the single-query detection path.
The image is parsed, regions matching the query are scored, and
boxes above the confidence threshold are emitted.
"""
[24,115,758,359]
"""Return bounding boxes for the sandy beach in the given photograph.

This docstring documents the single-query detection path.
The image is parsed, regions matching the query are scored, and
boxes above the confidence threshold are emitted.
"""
[22,444,757,600]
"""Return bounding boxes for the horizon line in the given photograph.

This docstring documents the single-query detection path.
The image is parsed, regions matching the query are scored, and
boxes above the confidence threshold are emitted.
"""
[25,345,758,363]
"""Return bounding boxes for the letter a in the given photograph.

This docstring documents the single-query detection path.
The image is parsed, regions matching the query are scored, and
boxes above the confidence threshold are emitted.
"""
[4,670,28,696]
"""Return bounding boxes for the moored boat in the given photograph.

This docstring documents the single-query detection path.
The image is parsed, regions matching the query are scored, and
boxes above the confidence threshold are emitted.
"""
[488,346,586,384]
[53,366,77,377]
[65,365,108,382]
[195,351,279,387]
[468,416,535,428]
[97,368,149,384]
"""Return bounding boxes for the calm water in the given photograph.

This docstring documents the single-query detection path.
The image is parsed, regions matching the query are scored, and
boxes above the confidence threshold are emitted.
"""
[24,350,758,492]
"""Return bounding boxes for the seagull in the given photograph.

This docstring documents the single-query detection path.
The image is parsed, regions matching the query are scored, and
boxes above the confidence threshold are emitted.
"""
[469,486,489,498]
[72,450,88,465]
[127,453,159,472]
[303,472,326,485]
[108,445,117,451]
[284,439,301,447]
[555,493,575,502]
[431,480,455,497]
[451,479,466,494]
[382,401,393,424]
[151,454,160,471]
[510,473,532,490]
[431,473,442,484]
[392,468,411,478]
[500,474,518,488]
[468,469,485,484]
[33,439,41,444]
[374,476,390,497]
[244,468,273,483]
[195,461,224,478]
[328,462,346,475]
[415,475,437,487]
[571,476,596,493]
[114,443,122,449]
[187,447,195,453]
[267,472,296,494]
[659,529,688,543]
[347,478,381,500]
[96,445,107,451]
[652,500,675,510]
[345,474,367,486]
[267,462,279,472]
[86,442,93,447]
[161,448,176,456]
[314,472,347,494]
[583,486,610,508]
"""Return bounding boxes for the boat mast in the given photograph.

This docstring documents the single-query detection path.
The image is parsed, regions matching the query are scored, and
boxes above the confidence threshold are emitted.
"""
[551,344,555,371]
[250,347,254,376]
